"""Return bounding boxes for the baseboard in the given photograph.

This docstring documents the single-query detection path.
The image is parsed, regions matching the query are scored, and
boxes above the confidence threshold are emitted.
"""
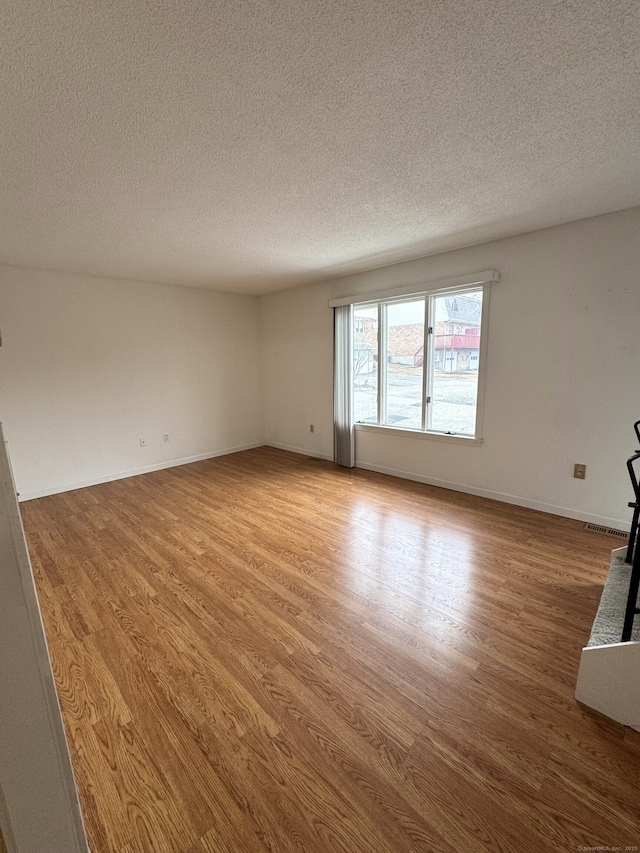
[265,441,333,461]
[264,442,630,529]
[22,441,631,532]
[18,442,264,502]
[354,460,631,531]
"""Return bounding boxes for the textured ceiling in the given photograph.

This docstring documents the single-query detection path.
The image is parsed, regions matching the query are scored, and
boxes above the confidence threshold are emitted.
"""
[1,1,639,295]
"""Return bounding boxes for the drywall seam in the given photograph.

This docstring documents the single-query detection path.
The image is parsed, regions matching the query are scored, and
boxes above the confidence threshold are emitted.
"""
[19,442,264,502]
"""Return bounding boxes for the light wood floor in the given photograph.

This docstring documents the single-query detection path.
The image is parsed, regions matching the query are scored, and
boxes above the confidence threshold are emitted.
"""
[22,447,640,853]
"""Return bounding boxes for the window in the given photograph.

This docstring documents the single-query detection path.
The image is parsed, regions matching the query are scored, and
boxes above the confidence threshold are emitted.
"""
[353,305,378,424]
[352,284,487,439]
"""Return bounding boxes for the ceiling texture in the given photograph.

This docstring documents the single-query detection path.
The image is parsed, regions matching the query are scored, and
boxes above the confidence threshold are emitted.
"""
[1,0,639,295]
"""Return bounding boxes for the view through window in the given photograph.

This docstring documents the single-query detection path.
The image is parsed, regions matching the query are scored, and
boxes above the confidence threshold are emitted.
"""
[353,288,484,437]
[385,299,424,429]
[353,305,378,424]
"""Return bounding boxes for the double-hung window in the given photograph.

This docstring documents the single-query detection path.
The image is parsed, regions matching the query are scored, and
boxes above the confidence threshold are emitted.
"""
[350,277,494,441]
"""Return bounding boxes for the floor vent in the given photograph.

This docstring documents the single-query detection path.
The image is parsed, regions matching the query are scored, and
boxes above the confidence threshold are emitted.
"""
[308,457,326,462]
[583,523,627,539]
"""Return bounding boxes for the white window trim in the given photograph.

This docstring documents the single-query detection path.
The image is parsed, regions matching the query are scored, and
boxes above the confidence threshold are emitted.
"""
[328,269,499,308]
[348,271,497,442]
[355,423,484,445]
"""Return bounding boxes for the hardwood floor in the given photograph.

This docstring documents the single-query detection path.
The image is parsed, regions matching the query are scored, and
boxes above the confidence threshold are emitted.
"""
[21,446,639,853]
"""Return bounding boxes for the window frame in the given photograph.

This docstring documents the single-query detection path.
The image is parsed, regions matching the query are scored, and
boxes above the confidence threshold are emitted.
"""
[353,281,491,444]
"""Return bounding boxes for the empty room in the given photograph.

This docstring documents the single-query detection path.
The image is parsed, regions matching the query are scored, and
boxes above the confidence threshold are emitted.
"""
[1,1,640,852]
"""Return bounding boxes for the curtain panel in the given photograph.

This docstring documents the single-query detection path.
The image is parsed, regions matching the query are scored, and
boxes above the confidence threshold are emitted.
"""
[333,305,355,467]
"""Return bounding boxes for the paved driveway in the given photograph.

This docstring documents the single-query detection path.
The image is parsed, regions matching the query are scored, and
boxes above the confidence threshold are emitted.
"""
[354,369,478,435]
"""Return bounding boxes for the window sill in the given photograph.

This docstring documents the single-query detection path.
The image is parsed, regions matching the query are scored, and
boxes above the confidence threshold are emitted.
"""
[354,423,483,445]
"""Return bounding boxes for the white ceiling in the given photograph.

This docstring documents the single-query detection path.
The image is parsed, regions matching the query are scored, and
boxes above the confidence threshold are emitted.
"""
[1,1,638,296]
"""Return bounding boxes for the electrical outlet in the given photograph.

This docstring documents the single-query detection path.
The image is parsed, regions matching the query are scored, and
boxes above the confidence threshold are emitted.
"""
[310,424,315,433]
[163,433,170,442]
[140,438,148,447]
[574,463,586,479]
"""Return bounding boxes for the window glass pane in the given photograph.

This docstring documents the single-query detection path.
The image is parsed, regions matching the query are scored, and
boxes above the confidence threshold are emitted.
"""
[384,300,425,429]
[353,306,378,423]
[430,290,482,435]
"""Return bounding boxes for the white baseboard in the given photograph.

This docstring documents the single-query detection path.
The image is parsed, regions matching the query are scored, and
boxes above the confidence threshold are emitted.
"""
[18,442,264,502]
[21,440,632,532]
[265,442,630,530]
[354,460,631,532]
[265,441,333,461]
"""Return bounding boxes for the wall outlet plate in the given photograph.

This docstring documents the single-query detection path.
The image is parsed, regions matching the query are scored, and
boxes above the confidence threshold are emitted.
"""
[574,463,586,479]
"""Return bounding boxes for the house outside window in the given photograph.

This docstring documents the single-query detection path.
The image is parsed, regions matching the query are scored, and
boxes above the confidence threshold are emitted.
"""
[353,285,487,438]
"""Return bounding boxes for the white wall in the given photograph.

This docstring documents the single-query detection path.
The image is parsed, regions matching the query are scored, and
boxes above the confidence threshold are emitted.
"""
[0,425,89,853]
[3,209,639,525]
[261,207,640,529]
[0,266,263,498]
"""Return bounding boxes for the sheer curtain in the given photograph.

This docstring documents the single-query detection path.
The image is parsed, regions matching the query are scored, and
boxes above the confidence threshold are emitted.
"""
[333,304,355,467]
